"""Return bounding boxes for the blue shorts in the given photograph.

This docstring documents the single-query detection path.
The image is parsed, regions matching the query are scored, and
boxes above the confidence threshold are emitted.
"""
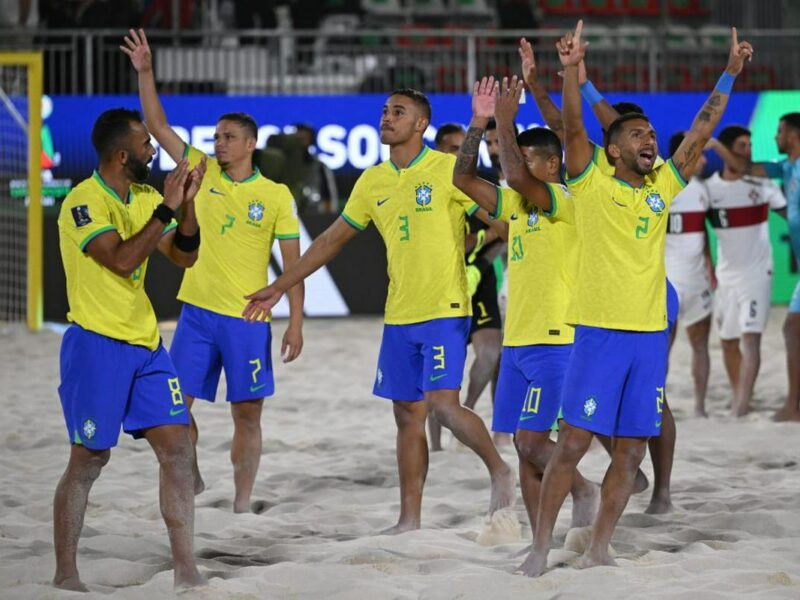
[561,326,668,438]
[667,278,679,332]
[58,325,189,450]
[170,303,274,402]
[493,344,572,433]
[790,280,800,313]
[374,317,470,401]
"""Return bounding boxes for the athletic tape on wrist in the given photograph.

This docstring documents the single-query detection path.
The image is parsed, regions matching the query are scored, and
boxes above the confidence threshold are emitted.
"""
[580,80,604,106]
[715,72,736,95]
[152,203,175,224]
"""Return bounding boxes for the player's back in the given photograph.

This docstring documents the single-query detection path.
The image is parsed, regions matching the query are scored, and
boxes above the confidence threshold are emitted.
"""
[705,172,786,282]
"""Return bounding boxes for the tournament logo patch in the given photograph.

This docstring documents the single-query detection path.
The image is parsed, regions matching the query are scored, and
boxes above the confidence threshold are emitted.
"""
[71,205,92,227]
[583,397,597,418]
[644,191,665,214]
[415,183,433,212]
[82,418,97,440]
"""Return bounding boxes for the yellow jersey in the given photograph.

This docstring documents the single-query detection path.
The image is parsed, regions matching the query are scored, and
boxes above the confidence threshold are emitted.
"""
[495,183,577,345]
[567,159,687,331]
[179,146,299,318]
[592,141,664,175]
[58,171,176,350]
[341,146,478,324]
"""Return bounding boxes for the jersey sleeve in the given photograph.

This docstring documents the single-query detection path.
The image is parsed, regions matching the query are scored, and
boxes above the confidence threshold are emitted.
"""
[762,161,785,179]
[183,144,222,176]
[495,186,523,222]
[275,186,300,239]
[566,157,599,194]
[59,191,117,252]
[765,178,788,210]
[340,172,372,231]
[658,159,689,203]
[546,183,574,223]
[451,184,479,216]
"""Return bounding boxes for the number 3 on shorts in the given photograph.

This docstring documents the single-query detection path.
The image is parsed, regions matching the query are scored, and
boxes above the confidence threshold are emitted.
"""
[432,345,445,370]
[168,377,184,406]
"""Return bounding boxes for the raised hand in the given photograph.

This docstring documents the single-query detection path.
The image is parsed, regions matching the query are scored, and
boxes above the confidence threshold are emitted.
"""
[725,27,753,76]
[518,38,538,87]
[184,156,207,203]
[495,76,524,124]
[162,159,190,211]
[556,19,589,68]
[472,76,498,120]
[120,28,152,73]
[242,285,285,322]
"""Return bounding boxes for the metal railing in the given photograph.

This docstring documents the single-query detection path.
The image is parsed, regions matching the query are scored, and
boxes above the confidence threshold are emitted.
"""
[2,27,798,95]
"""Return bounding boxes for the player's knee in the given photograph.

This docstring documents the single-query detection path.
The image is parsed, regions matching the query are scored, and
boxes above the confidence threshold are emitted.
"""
[783,317,800,341]
[431,402,456,428]
[393,401,426,429]
[514,433,549,470]
[557,427,592,463]
[81,450,110,482]
[614,442,647,469]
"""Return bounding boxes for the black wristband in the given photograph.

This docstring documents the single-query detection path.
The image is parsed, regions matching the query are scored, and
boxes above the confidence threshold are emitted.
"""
[174,228,201,252]
[153,203,175,224]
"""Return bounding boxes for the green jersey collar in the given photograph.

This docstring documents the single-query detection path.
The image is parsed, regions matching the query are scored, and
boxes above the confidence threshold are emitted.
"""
[389,145,430,173]
[93,170,132,204]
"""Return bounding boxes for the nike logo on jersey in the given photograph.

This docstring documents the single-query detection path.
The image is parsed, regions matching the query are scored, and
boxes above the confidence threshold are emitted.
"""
[210,187,225,195]
[429,373,448,382]
[611,198,627,207]
[170,408,186,416]
[519,414,536,421]
[510,213,518,220]
[250,383,267,393]
[376,197,390,206]
[655,420,662,428]
[477,317,493,325]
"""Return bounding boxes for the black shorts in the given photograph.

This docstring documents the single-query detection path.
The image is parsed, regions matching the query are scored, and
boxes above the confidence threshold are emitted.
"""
[470,268,502,338]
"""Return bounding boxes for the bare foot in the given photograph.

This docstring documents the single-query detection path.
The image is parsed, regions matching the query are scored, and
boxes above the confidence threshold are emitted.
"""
[380,520,419,535]
[773,408,800,422]
[732,403,750,418]
[174,567,206,590]
[430,443,444,452]
[53,574,89,592]
[233,498,251,513]
[632,469,649,494]
[570,482,600,528]
[575,551,618,569]
[515,549,548,577]
[644,495,674,514]
[493,432,513,447]
[489,463,516,514]
[694,407,708,418]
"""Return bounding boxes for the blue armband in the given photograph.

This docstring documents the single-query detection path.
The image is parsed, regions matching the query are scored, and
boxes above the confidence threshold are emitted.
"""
[580,80,604,106]
[714,72,736,95]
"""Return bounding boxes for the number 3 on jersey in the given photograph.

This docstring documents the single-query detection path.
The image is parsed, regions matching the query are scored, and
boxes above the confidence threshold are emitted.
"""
[399,215,410,241]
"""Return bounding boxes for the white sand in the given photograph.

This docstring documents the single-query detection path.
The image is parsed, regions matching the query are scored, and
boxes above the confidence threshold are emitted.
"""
[1,309,800,599]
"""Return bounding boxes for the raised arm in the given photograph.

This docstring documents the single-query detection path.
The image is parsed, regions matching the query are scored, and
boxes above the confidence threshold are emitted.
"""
[242,217,358,321]
[121,29,186,161]
[558,21,593,178]
[453,77,504,215]
[89,160,190,277]
[519,38,564,142]
[495,76,554,212]
[672,27,753,181]
[581,73,622,132]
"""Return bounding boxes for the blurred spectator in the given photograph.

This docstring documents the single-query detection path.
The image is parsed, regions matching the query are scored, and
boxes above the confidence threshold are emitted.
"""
[142,0,195,29]
[40,0,141,28]
[234,0,278,29]
[293,123,340,214]
[0,0,37,28]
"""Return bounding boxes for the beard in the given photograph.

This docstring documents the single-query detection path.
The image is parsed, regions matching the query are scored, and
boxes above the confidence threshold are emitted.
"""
[125,155,151,183]
[489,153,501,169]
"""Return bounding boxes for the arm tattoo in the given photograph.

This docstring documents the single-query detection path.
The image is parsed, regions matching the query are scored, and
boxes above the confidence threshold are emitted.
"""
[708,93,722,107]
[454,126,484,175]
[698,110,712,122]
[497,122,526,180]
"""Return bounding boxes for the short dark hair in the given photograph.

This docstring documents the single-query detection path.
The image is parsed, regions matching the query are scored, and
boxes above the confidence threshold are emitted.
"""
[218,112,258,139]
[390,88,432,120]
[612,101,645,116]
[669,132,685,158]
[604,112,651,157]
[517,127,563,169]
[718,125,751,150]
[780,112,800,134]
[435,123,464,147]
[486,119,497,132]
[91,108,142,161]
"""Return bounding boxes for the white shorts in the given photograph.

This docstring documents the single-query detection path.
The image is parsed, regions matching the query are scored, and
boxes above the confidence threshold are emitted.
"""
[672,277,713,327]
[714,277,772,339]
